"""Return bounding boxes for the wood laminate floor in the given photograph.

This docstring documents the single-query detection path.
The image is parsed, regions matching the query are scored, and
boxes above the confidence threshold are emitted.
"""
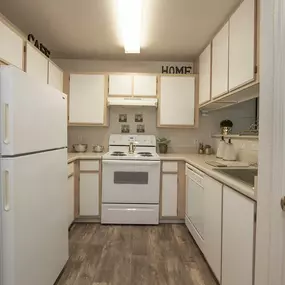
[56,224,218,285]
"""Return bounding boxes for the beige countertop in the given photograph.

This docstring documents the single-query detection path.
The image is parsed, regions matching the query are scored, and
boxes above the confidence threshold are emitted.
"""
[160,153,257,201]
[68,152,105,163]
[68,152,257,201]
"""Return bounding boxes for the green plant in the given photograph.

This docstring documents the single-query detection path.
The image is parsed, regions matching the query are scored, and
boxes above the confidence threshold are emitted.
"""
[220,120,233,128]
[156,137,171,145]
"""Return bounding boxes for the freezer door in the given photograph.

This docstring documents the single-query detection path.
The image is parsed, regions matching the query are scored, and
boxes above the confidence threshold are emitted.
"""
[0,149,68,285]
[0,66,67,156]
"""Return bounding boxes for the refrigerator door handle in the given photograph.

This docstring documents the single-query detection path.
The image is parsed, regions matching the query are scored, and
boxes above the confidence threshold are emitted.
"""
[3,170,10,211]
[3,103,10,144]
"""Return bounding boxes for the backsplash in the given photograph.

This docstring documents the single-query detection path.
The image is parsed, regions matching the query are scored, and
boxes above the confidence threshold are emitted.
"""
[214,138,259,164]
[68,100,257,154]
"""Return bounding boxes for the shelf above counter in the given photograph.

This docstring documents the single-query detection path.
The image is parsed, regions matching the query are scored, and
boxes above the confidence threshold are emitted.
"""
[212,134,259,140]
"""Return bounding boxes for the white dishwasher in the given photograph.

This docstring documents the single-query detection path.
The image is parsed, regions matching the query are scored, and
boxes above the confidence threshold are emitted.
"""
[185,164,205,253]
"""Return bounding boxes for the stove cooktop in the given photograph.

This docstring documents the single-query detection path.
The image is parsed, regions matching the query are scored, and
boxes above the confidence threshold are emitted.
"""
[103,151,160,161]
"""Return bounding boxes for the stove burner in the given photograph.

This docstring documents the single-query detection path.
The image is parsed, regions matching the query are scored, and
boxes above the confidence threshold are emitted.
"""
[138,152,153,157]
[111,151,127,156]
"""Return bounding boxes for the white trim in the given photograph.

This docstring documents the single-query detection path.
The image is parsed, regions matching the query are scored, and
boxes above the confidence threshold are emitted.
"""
[255,0,285,284]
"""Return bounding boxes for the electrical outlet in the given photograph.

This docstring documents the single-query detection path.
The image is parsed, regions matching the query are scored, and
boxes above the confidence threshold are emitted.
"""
[193,139,199,146]
[251,142,258,151]
[240,143,246,150]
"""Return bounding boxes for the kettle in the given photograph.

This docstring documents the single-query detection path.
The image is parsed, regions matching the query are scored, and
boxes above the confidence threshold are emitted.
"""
[216,136,226,158]
[223,139,237,161]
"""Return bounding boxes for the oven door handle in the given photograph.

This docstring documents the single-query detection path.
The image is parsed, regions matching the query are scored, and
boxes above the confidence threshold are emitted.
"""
[102,160,160,166]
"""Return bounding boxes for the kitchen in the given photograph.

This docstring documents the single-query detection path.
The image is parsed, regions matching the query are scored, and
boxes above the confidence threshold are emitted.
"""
[0,0,283,285]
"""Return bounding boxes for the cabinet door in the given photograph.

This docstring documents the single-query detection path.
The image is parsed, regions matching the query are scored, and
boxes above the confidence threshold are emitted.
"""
[229,0,255,91]
[0,20,23,69]
[222,186,255,285]
[67,175,74,226]
[109,74,133,96]
[186,173,204,237]
[212,22,229,99]
[204,176,222,282]
[161,174,178,217]
[159,76,196,127]
[133,74,157,97]
[79,173,99,216]
[198,44,211,105]
[69,74,106,124]
[48,61,63,92]
[25,43,48,84]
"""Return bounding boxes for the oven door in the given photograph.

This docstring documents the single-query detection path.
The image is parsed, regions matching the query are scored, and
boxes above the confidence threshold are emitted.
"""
[102,160,160,203]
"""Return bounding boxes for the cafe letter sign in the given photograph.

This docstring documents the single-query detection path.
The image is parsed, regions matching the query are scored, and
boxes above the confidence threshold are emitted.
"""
[28,34,51,58]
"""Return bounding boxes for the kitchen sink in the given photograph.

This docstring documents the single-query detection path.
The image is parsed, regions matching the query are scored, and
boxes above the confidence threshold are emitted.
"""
[214,168,258,187]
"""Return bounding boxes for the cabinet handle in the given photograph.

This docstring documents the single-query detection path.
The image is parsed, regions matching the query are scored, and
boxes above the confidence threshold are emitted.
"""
[3,103,10,144]
[281,196,285,211]
[3,170,10,211]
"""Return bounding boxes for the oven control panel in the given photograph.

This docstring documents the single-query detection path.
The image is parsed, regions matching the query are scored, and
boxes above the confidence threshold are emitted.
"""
[109,134,156,146]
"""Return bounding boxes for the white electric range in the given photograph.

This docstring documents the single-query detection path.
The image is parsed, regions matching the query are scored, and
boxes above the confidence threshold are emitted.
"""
[101,134,161,225]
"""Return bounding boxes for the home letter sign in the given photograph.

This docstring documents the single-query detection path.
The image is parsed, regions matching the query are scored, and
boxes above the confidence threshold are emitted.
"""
[161,65,193,74]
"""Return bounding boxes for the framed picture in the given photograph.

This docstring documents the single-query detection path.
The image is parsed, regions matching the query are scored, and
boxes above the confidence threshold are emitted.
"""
[135,114,143,123]
[121,124,130,133]
[119,114,127,123]
[136,124,145,133]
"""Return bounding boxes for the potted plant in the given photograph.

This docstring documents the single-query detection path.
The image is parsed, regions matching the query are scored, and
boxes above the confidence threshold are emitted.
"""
[157,137,171,154]
[220,120,233,135]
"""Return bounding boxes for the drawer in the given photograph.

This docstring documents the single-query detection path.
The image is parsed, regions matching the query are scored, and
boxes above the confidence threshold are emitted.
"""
[162,162,178,172]
[80,160,100,171]
[101,204,159,224]
[68,162,74,176]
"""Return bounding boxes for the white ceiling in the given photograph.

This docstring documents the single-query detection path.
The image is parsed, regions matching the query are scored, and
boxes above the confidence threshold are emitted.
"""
[0,0,241,61]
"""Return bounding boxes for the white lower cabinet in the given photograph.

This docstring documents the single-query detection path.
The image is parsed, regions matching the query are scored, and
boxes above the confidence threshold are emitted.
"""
[79,173,99,216]
[222,185,255,285]
[161,174,178,217]
[185,165,204,252]
[204,175,222,282]
[67,175,75,226]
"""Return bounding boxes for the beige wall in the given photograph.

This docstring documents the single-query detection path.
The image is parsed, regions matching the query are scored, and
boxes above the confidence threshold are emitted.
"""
[68,100,257,153]
[56,58,258,154]
[54,58,194,74]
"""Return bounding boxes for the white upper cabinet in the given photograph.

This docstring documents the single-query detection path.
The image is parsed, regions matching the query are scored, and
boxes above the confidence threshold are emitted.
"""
[69,74,106,125]
[109,74,133,96]
[133,74,157,97]
[229,0,255,91]
[48,61,63,92]
[212,22,229,99]
[159,76,196,127]
[25,43,48,84]
[198,44,211,105]
[222,186,255,285]
[0,20,23,69]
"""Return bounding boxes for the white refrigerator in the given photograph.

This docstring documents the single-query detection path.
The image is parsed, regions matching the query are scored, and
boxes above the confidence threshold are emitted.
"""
[0,66,69,285]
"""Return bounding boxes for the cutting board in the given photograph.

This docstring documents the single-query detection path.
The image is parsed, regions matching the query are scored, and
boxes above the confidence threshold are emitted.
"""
[206,160,250,167]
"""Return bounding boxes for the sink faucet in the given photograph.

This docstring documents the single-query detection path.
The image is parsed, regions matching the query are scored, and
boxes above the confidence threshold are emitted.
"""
[129,142,136,154]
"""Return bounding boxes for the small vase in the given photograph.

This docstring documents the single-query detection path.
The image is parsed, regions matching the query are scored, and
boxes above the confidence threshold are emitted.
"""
[158,144,168,154]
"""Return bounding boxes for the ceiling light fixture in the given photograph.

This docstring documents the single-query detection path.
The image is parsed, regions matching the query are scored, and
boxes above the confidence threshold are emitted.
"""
[117,0,142,53]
